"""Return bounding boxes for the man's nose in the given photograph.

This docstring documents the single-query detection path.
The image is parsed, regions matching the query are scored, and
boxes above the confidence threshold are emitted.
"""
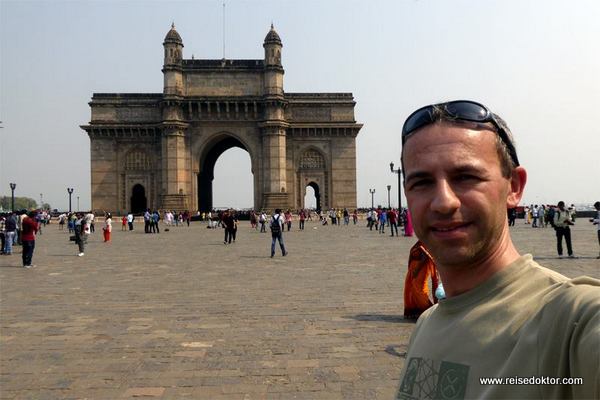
[431,180,460,215]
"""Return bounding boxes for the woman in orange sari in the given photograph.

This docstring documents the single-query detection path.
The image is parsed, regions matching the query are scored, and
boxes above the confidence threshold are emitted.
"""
[403,241,439,319]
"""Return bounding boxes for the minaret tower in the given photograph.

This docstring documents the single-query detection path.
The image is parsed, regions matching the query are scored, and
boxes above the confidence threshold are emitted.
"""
[162,23,184,96]
[263,23,284,97]
[261,24,289,210]
[160,23,189,211]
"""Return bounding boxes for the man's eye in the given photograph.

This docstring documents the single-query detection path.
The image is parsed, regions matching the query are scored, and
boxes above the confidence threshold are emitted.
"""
[408,180,431,189]
[457,174,480,182]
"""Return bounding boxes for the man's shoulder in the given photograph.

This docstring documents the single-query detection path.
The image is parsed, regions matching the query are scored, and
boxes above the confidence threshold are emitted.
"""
[542,275,600,313]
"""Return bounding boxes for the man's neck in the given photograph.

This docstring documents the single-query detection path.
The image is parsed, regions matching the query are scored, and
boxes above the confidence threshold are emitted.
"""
[437,232,521,298]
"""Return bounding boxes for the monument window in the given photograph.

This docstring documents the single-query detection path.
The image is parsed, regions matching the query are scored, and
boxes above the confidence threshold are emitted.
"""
[125,150,152,171]
[299,150,325,170]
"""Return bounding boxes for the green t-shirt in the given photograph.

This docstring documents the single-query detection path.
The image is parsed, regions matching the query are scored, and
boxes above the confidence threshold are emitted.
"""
[397,255,599,399]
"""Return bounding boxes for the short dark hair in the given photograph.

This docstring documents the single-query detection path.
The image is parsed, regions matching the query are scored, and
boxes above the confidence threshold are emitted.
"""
[401,106,517,179]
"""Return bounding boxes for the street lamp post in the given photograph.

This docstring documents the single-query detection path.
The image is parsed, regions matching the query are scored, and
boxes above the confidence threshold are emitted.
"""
[369,188,376,209]
[387,185,391,209]
[77,196,80,212]
[67,188,74,212]
[40,193,43,210]
[390,162,402,210]
[9,183,16,212]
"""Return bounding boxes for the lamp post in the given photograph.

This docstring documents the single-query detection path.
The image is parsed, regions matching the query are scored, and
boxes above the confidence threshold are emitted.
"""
[77,196,80,212]
[9,183,16,212]
[40,193,43,210]
[387,185,391,209]
[67,188,74,212]
[390,162,402,210]
[369,188,376,209]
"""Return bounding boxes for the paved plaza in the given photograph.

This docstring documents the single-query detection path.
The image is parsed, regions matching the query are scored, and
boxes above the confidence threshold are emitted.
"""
[1,219,598,399]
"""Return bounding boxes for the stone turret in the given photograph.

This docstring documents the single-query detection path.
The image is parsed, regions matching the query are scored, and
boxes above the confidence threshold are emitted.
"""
[162,23,184,96]
[160,24,189,211]
[261,24,289,209]
[263,24,284,98]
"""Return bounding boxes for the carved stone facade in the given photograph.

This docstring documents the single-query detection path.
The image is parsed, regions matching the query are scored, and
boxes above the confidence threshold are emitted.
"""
[81,24,362,213]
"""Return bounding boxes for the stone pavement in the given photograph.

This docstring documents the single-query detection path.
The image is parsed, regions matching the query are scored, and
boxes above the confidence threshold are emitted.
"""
[1,220,598,399]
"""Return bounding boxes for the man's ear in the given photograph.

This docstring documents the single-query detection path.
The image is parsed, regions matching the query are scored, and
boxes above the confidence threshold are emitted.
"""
[507,166,527,208]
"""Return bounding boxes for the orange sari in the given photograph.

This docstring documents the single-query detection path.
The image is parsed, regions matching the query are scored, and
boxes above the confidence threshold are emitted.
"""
[403,241,439,319]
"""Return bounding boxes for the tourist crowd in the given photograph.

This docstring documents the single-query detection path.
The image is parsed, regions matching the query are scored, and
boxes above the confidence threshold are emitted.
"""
[1,201,599,268]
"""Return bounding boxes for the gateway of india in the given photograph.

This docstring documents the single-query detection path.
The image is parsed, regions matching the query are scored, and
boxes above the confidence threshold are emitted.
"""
[81,24,362,214]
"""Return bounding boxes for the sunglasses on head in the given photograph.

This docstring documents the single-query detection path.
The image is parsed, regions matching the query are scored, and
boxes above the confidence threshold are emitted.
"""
[401,100,520,167]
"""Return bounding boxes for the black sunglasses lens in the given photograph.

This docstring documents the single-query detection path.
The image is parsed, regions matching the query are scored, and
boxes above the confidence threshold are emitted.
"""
[445,101,488,121]
[403,108,434,136]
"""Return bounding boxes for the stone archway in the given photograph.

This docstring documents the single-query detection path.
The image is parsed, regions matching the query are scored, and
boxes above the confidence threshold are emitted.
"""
[305,181,321,211]
[131,184,147,213]
[197,136,252,212]
[297,148,328,211]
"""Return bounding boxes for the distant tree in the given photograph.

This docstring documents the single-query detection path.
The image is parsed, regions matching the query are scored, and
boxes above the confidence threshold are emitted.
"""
[42,202,52,210]
[0,196,38,211]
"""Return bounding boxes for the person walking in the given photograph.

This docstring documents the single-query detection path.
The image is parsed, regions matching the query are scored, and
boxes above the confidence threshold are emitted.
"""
[21,211,39,268]
[164,211,173,227]
[507,207,517,226]
[590,201,600,259]
[532,205,539,227]
[553,201,575,258]
[127,212,134,231]
[231,210,238,242]
[388,208,399,237]
[378,208,387,234]
[259,211,267,233]
[298,209,306,230]
[222,209,236,244]
[103,213,112,242]
[35,212,43,236]
[89,213,95,233]
[58,213,66,230]
[3,213,17,255]
[270,208,287,257]
[74,213,90,256]
[403,208,414,237]
[0,215,6,255]
[144,209,151,233]
[151,211,160,233]
[284,209,292,231]
[537,205,543,228]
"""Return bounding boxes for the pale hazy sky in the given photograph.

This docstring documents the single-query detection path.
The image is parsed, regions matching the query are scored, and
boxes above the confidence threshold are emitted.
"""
[1,0,598,210]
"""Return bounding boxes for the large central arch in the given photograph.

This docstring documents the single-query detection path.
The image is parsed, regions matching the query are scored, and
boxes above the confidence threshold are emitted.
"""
[198,135,252,211]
